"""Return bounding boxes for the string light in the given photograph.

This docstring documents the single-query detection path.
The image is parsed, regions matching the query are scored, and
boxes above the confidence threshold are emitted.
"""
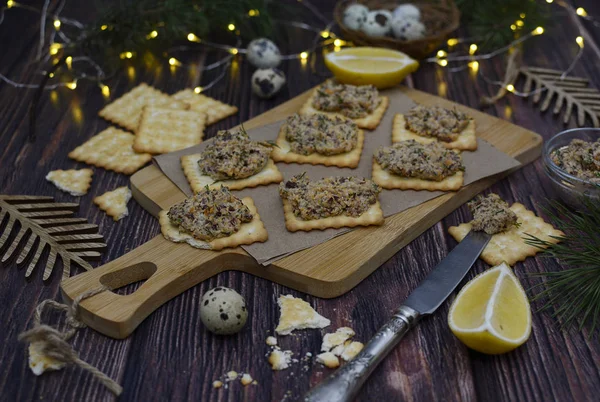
[533,26,544,35]
[506,84,515,93]
[510,24,517,31]
[53,19,61,30]
[320,31,330,38]
[187,33,200,42]
[66,81,77,90]
[65,56,72,69]
[576,36,584,47]
[469,44,478,55]
[300,51,308,60]
[447,38,459,46]
[469,61,479,71]
[49,43,62,55]
[515,20,524,27]
[230,48,238,55]
[437,50,447,58]
[100,83,110,97]
[438,59,448,67]
[576,7,587,17]
[48,72,54,78]
[168,57,181,66]
[248,9,259,17]
[333,39,345,47]
[227,23,235,31]
[146,30,158,39]
[120,51,133,59]
[194,86,203,94]
[6,0,14,8]
[100,24,108,31]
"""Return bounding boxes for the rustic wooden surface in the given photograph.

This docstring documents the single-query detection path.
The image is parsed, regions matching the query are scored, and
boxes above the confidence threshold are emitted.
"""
[1,1,600,401]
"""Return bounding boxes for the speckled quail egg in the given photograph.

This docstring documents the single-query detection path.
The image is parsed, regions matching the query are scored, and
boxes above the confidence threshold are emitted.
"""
[393,4,421,21]
[246,38,282,69]
[362,10,393,38]
[252,68,286,99]
[343,4,369,30]
[200,287,248,335]
[391,16,426,41]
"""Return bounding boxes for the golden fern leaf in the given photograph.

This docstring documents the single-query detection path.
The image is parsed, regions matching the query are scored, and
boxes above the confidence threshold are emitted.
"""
[520,67,600,127]
[0,195,106,280]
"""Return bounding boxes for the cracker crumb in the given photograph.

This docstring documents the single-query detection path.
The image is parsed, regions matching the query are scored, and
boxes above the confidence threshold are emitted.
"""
[241,373,253,386]
[316,352,340,369]
[341,341,364,361]
[268,349,293,371]
[252,380,258,385]
[321,327,355,352]
[212,380,223,389]
[226,371,238,380]
[305,352,312,357]
[266,336,278,346]
[275,295,330,335]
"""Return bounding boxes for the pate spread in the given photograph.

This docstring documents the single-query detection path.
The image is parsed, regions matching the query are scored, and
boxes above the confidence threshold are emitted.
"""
[198,128,272,180]
[467,193,518,235]
[283,113,358,155]
[551,138,600,183]
[279,174,381,220]
[312,81,381,119]
[375,140,464,181]
[405,105,470,142]
[167,187,252,241]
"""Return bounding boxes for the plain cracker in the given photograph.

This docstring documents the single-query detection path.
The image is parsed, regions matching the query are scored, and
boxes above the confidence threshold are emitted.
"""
[392,114,477,151]
[181,154,282,192]
[448,203,564,266]
[68,127,152,174]
[372,160,464,191]
[94,186,132,221]
[271,125,364,168]
[98,83,189,131]
[299,88,389,130]
[134,106,206,154]
[172,89,238,125]
[282,199,384,232]
[45,169,93,196]
[275,294,331,335]
[158,197,268,251]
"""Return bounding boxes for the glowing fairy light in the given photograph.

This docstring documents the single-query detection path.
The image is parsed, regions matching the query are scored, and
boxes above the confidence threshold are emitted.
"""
[300,51,308,60]
[447,38,459,46]
[53,19,61,29]
[100,84,110,97]
[321,31,330,38]
[187,33,200,42]
[533,26,544,35]
[576,36,584,47]
[194,86,203,94]
[248,9,259,17]
[100,24,108,31]
[438,59,448,67]
[7,0,15,8]
[576,7,587,17]
[49,43,62,55]
[469,44,478,55]
[469,61,479,71]
[66,81,77,90]
[506,84,515,93]
[437,50,447,58]
[65,56,72,69]
[169,57,181,66]
[230,48,239,55]
[227,23,235,31]
[120,51,133,59]
[146,30,158,39]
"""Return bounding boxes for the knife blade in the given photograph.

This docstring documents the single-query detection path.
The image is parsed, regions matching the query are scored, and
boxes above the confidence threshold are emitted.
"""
[304,230,491,402]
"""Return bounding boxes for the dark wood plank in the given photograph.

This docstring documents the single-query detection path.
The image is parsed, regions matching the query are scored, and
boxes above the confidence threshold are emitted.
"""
[1,1,600,401]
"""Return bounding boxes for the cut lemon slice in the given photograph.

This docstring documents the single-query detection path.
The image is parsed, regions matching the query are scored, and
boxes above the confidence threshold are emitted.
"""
[448,262,532,354]
[324,47,419,89]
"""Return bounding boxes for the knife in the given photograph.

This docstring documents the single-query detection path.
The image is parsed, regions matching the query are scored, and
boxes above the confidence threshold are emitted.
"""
[304,230,491,402]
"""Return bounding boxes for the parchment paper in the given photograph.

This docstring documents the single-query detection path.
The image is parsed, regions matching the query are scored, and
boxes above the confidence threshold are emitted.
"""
[154,89,521,265]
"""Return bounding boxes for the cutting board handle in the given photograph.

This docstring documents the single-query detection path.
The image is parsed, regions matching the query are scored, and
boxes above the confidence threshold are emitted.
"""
[60,234,255,339]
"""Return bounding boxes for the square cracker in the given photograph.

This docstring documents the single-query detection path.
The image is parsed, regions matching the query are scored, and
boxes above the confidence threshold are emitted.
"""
[46,168,93,196]
[299,88,389,130]
[371,160,464,191]
[271,125,364,168]
[68,127,152,175]
[158,197,268,251]
[282,199,384,232]
[134,107,206,154]
[98,83,190,132]
[393,114,477,151]
[172,89,238,125]
[94,186,132,221]
[181,154,282,192]
[448,203,564,266]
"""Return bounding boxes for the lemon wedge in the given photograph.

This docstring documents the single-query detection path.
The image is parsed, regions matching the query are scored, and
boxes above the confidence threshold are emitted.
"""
[448,262,532,354]
[324,47,419,89]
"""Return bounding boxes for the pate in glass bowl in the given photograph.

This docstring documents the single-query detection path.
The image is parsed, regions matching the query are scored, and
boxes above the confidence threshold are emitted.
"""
[543,127,600,207]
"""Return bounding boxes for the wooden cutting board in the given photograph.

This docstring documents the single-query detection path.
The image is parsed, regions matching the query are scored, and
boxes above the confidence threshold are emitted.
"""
[61,86,542,339]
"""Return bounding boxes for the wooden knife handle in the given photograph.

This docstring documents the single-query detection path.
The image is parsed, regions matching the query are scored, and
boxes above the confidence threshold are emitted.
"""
[60,234,252,339]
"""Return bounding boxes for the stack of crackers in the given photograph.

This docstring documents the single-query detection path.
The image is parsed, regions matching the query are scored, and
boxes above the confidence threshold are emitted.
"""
[46,83,238,221]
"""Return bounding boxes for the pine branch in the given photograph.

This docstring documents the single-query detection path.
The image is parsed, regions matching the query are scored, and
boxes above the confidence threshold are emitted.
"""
[524,195,600,332]
[520,67,600,127]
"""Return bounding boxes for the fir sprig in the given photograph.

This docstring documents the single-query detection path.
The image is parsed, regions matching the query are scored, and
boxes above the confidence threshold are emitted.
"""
[524,195,600,332]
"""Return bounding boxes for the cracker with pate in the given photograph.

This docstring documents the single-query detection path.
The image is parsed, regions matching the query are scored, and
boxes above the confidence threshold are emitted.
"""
[271,114,364,168]
[299,81,389,130]
[393,112,477,151]
[159,196,268,251]
[448,202,564,266]
[45,168,93,196]
[172,89,238,125]
[99,83,189,131]
[372,161,464,191]
[68,127,152,174]
[133,106,206,154]
[181,128,283,192]
[94,186,132,221]
[279,174,384,232]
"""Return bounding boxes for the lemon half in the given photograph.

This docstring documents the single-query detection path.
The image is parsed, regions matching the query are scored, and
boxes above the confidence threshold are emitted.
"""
[448,262,532,355]
[324,47,419,89]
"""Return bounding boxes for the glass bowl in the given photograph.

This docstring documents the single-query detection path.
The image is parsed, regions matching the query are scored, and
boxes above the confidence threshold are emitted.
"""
[543,127,600,208]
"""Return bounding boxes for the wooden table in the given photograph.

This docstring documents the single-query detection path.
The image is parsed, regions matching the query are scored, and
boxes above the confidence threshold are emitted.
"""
[1,1,599,401]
